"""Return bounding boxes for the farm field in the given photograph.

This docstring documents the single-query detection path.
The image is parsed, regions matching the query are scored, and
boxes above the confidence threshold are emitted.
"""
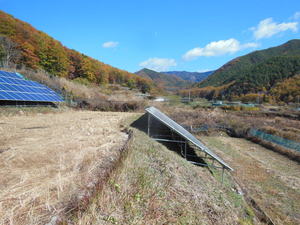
[200,134,300,225]
[0,110,136,225]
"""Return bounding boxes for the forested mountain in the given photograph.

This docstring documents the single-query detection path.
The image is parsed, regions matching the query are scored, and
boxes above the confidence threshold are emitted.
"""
[135,68,192,91]
[180,40,300,103]
[163,70,214,82]
[200,39,300,88]
[0,10,153,93]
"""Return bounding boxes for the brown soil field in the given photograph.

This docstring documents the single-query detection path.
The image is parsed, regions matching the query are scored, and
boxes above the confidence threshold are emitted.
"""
[0,110,136,225]
[200,134,300,225]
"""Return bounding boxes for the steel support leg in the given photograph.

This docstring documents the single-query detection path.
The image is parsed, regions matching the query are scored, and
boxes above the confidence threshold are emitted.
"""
[184,141,187,158]
[147,113,151,137]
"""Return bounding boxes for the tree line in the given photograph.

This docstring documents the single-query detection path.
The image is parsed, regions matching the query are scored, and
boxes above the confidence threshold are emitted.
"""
[0,10,153,93]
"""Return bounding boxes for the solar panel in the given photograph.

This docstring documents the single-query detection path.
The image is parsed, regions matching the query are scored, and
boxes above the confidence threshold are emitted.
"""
[0,70,63,102]
[145,106,233,171]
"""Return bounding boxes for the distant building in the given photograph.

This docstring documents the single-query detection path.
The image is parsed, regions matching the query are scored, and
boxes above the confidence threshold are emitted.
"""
[212,100,223,106]
[154,97,165,102]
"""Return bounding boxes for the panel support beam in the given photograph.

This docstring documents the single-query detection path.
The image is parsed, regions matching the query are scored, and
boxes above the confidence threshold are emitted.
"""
[188,161,224,169]
[153,138,186,144]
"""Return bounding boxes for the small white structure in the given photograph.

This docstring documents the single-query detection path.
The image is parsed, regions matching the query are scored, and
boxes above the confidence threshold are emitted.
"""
[154,97,165,102]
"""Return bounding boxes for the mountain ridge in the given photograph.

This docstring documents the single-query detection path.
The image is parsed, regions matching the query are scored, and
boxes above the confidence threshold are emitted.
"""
[180,39,300,103]
[199,39,300,88]
[135,68,192,92]
[163,70,214,82]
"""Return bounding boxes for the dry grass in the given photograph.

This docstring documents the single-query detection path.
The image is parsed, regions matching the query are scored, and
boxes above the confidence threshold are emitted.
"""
[200,134,300,225]
[1,67,147,111]
[157,105,300,161]
[247,136,300,162]
[0,110,136,224]
[75,128,255,225]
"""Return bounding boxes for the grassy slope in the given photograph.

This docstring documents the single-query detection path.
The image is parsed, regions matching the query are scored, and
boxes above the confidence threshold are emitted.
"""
[76,125,256,225]
[200,135,300,225]
[1,67,148,111]
[199,39,300,88]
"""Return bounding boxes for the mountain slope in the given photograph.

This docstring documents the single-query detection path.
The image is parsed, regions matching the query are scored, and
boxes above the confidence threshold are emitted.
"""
[0,10,153,93]
[200,39,300,88]
[135,68,192,91]
[189,40,300,102]
[163,70,214,82]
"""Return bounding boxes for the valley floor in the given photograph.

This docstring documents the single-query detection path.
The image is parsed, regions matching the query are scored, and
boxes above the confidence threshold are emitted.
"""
[1,107,299,225]
[0,110,135,225]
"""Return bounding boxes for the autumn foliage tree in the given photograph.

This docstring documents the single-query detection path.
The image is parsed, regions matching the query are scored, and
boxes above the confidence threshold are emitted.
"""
[0,10,153,92]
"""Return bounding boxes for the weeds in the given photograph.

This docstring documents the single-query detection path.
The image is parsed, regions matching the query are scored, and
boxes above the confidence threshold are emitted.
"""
[75,128,253,225]
[1,67,147,112]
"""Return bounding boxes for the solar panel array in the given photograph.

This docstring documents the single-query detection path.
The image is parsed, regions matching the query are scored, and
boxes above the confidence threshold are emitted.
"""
[0,70,63,102]
[146,106,233,171]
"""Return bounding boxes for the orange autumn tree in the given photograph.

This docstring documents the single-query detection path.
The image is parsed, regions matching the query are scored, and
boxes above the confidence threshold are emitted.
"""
[0,10,154,92]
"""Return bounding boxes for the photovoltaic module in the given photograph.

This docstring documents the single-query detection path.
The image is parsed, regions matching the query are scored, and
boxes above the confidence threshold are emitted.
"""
[145,106,233,171]
[0,70,63,102]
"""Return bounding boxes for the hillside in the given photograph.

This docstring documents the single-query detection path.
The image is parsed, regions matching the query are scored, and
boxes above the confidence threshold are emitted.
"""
[135,68,192,91]
[164,70,214,82]
[184,40,300,103]
[200,39,300,88]
[0,10,153,93]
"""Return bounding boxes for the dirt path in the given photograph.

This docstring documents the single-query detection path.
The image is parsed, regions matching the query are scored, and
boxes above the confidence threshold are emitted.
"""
[0,110,136,225]
[199,135,300,225]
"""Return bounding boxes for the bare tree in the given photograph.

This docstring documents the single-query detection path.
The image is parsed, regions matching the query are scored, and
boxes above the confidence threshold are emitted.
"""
[0,36,20,68]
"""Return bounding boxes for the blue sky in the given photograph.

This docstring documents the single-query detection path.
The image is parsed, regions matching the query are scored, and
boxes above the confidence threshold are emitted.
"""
[1,0,300,73]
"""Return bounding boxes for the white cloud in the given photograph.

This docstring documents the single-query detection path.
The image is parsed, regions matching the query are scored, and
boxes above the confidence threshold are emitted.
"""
[102,41,119,48]
[139,58,177,71]
[293,12,300,20]
[251,18,298,39]
[182,38,259,61]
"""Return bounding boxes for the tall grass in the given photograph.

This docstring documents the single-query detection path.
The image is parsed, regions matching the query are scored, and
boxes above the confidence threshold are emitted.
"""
[1,67,147,111]
[75,128,253,225]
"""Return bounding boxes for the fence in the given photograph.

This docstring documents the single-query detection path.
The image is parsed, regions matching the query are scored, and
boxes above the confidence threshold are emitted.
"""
[248,129,300,152]
[182,124,229,133]
[182,123,300,153]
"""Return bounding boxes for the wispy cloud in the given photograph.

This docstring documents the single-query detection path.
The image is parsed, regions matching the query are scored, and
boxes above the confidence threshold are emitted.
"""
[102,41,119,48]
[182,38,258,61]
[197,69,213,73]
[251,18,298,39]
[292,12,300,20]
[139,58,177,71]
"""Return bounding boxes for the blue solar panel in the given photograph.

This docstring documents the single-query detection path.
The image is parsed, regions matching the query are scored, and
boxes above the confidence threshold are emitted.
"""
[0,70,63,102]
